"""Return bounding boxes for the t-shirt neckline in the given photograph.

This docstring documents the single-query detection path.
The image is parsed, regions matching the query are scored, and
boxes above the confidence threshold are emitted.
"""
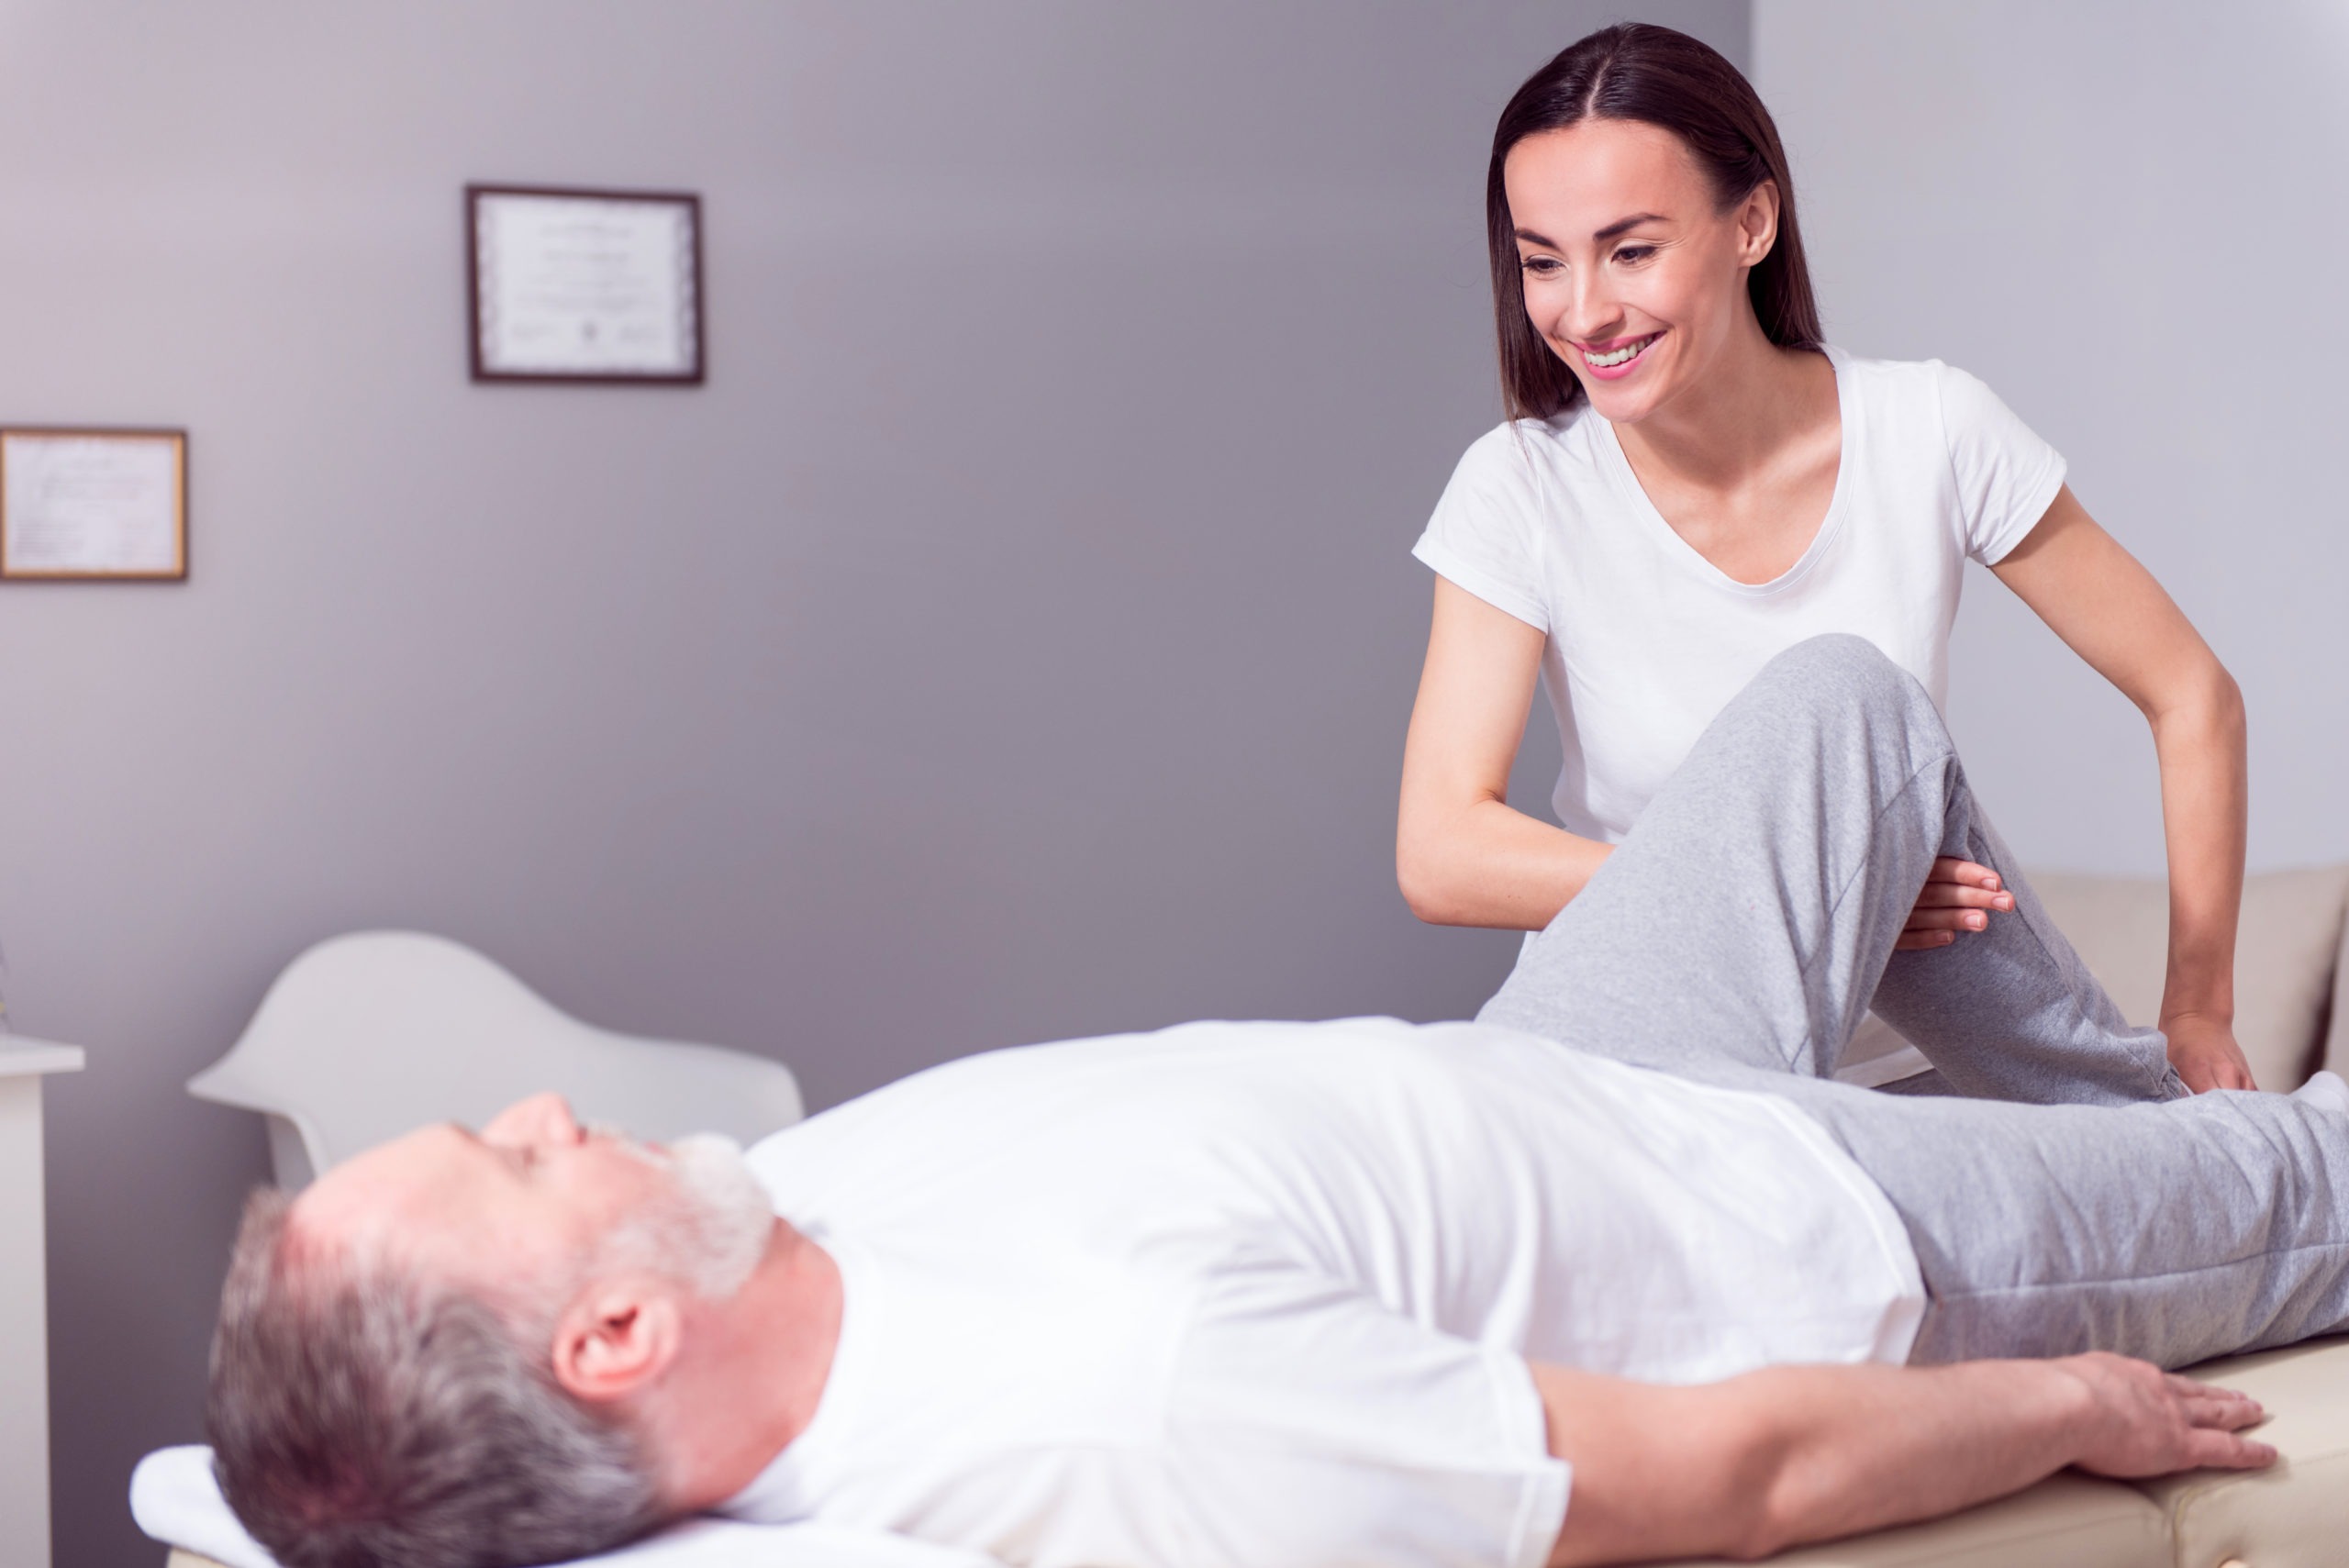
[1592,343,1855,598]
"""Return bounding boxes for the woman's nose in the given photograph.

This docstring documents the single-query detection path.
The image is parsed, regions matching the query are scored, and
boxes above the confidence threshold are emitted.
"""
[1561,273,1620,345]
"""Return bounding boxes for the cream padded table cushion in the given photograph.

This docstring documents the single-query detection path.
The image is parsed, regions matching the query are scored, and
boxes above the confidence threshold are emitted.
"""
[2329,899,2349,1081]
[2032,864,2349,1092]
[2138,1335,2349,1568]
[1656,1336,2349,1567]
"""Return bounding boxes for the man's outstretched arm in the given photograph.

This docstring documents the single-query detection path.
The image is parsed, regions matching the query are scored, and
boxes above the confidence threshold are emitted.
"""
[1531,1352,2274,1566]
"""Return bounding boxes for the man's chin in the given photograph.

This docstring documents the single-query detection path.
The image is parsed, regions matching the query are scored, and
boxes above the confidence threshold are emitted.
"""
[662,1133,777,1299]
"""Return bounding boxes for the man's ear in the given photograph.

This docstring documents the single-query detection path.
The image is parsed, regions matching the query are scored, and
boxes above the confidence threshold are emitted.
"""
[549,1278,684,1405]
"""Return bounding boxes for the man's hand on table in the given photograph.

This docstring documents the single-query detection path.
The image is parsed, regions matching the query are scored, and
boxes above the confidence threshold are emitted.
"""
[2056,1351,2275,1477]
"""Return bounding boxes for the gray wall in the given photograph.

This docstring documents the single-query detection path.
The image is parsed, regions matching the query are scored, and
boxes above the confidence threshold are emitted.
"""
[1753,1,2349,874]
[0,4,1746,1562]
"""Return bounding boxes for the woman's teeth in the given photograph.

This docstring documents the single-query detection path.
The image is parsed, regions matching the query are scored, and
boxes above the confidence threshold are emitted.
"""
[1585,334,1659,369]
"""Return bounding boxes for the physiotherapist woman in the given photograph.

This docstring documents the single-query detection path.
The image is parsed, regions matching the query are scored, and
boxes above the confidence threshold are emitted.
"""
[1397,24,2254,1094]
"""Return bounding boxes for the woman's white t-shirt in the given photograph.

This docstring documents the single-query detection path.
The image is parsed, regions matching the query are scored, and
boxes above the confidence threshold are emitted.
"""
[1413,349,2065,1084]
[1413,346,2065,843]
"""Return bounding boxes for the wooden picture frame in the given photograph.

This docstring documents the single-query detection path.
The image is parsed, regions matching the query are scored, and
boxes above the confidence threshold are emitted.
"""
[0,427,188,582]
[467,183,706,384]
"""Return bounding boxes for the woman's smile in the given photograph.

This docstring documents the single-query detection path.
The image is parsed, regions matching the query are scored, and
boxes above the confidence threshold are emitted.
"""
[1576,330,1664,379]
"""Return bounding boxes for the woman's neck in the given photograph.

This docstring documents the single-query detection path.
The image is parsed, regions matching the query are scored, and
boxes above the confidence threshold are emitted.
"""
[1613,314,1831,497]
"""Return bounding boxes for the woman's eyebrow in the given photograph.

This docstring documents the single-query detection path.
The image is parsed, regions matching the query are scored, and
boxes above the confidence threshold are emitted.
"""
[1513,213,1669,249]
[1592,212,1667,240]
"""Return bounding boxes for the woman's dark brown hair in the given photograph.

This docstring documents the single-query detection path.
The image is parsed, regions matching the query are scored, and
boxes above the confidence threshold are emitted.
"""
[1487,23,1822,421]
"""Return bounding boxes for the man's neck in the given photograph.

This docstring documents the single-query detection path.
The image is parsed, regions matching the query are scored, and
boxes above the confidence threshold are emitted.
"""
[653,1223,843,1512]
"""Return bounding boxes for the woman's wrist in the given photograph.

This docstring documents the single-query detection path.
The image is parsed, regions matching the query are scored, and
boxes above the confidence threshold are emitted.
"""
[2156,976,2235,1030]
[2157,928,2236,1029]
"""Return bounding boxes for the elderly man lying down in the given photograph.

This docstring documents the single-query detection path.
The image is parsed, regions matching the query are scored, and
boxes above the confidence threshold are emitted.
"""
[210,637,2349,1568]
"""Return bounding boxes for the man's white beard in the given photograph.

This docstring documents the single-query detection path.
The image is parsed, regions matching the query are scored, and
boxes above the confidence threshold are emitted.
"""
[601,1131,776,1301]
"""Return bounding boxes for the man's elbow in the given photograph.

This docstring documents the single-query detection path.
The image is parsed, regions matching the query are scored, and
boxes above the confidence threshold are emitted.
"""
[1736,1442,1864,1561]
[1729,1498,1804,1562]
[1707,1416,1812,1561]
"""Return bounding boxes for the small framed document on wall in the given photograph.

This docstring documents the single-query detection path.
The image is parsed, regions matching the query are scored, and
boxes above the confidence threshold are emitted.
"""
[0,428,188,581]
[468,183,705,384]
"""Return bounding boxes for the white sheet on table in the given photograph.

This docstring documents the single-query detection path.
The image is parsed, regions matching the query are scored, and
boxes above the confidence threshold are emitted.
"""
[130,1446,1005,1568]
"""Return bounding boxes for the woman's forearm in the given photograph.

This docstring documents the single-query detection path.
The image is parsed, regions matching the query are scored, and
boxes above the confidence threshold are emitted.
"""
[1396,797,1612,930]
[1984,493,2248,1036]
[2148,665,2247,1028]
[1398,579,1604,929]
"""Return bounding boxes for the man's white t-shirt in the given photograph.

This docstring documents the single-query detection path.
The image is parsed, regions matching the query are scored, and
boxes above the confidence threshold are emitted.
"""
[1412,349,2065,1083]
[725,1018,1925,1568]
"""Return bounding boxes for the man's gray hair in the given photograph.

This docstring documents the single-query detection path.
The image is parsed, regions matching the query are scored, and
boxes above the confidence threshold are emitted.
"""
[206,1186,664,1568]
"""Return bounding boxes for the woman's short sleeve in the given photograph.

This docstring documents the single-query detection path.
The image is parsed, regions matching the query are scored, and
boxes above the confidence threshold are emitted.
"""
[1412,426,1552,632]
[1934,362,2068,565]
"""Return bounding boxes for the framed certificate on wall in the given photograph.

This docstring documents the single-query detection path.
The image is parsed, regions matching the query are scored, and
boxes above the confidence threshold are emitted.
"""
[468,183,705,384]
[0,428,188,581]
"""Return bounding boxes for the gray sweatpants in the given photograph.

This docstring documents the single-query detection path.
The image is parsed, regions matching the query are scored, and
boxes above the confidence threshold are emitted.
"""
[1479,635,2349,1368]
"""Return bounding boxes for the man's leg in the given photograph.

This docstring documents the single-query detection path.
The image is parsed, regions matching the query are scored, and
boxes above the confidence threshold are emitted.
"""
[1764,1071,2349,1367]
[1477,634,2179,1106]
[1864,800,2183,1103]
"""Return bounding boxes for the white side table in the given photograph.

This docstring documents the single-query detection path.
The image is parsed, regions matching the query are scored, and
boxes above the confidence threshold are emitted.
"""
[0,1039,84,1568]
